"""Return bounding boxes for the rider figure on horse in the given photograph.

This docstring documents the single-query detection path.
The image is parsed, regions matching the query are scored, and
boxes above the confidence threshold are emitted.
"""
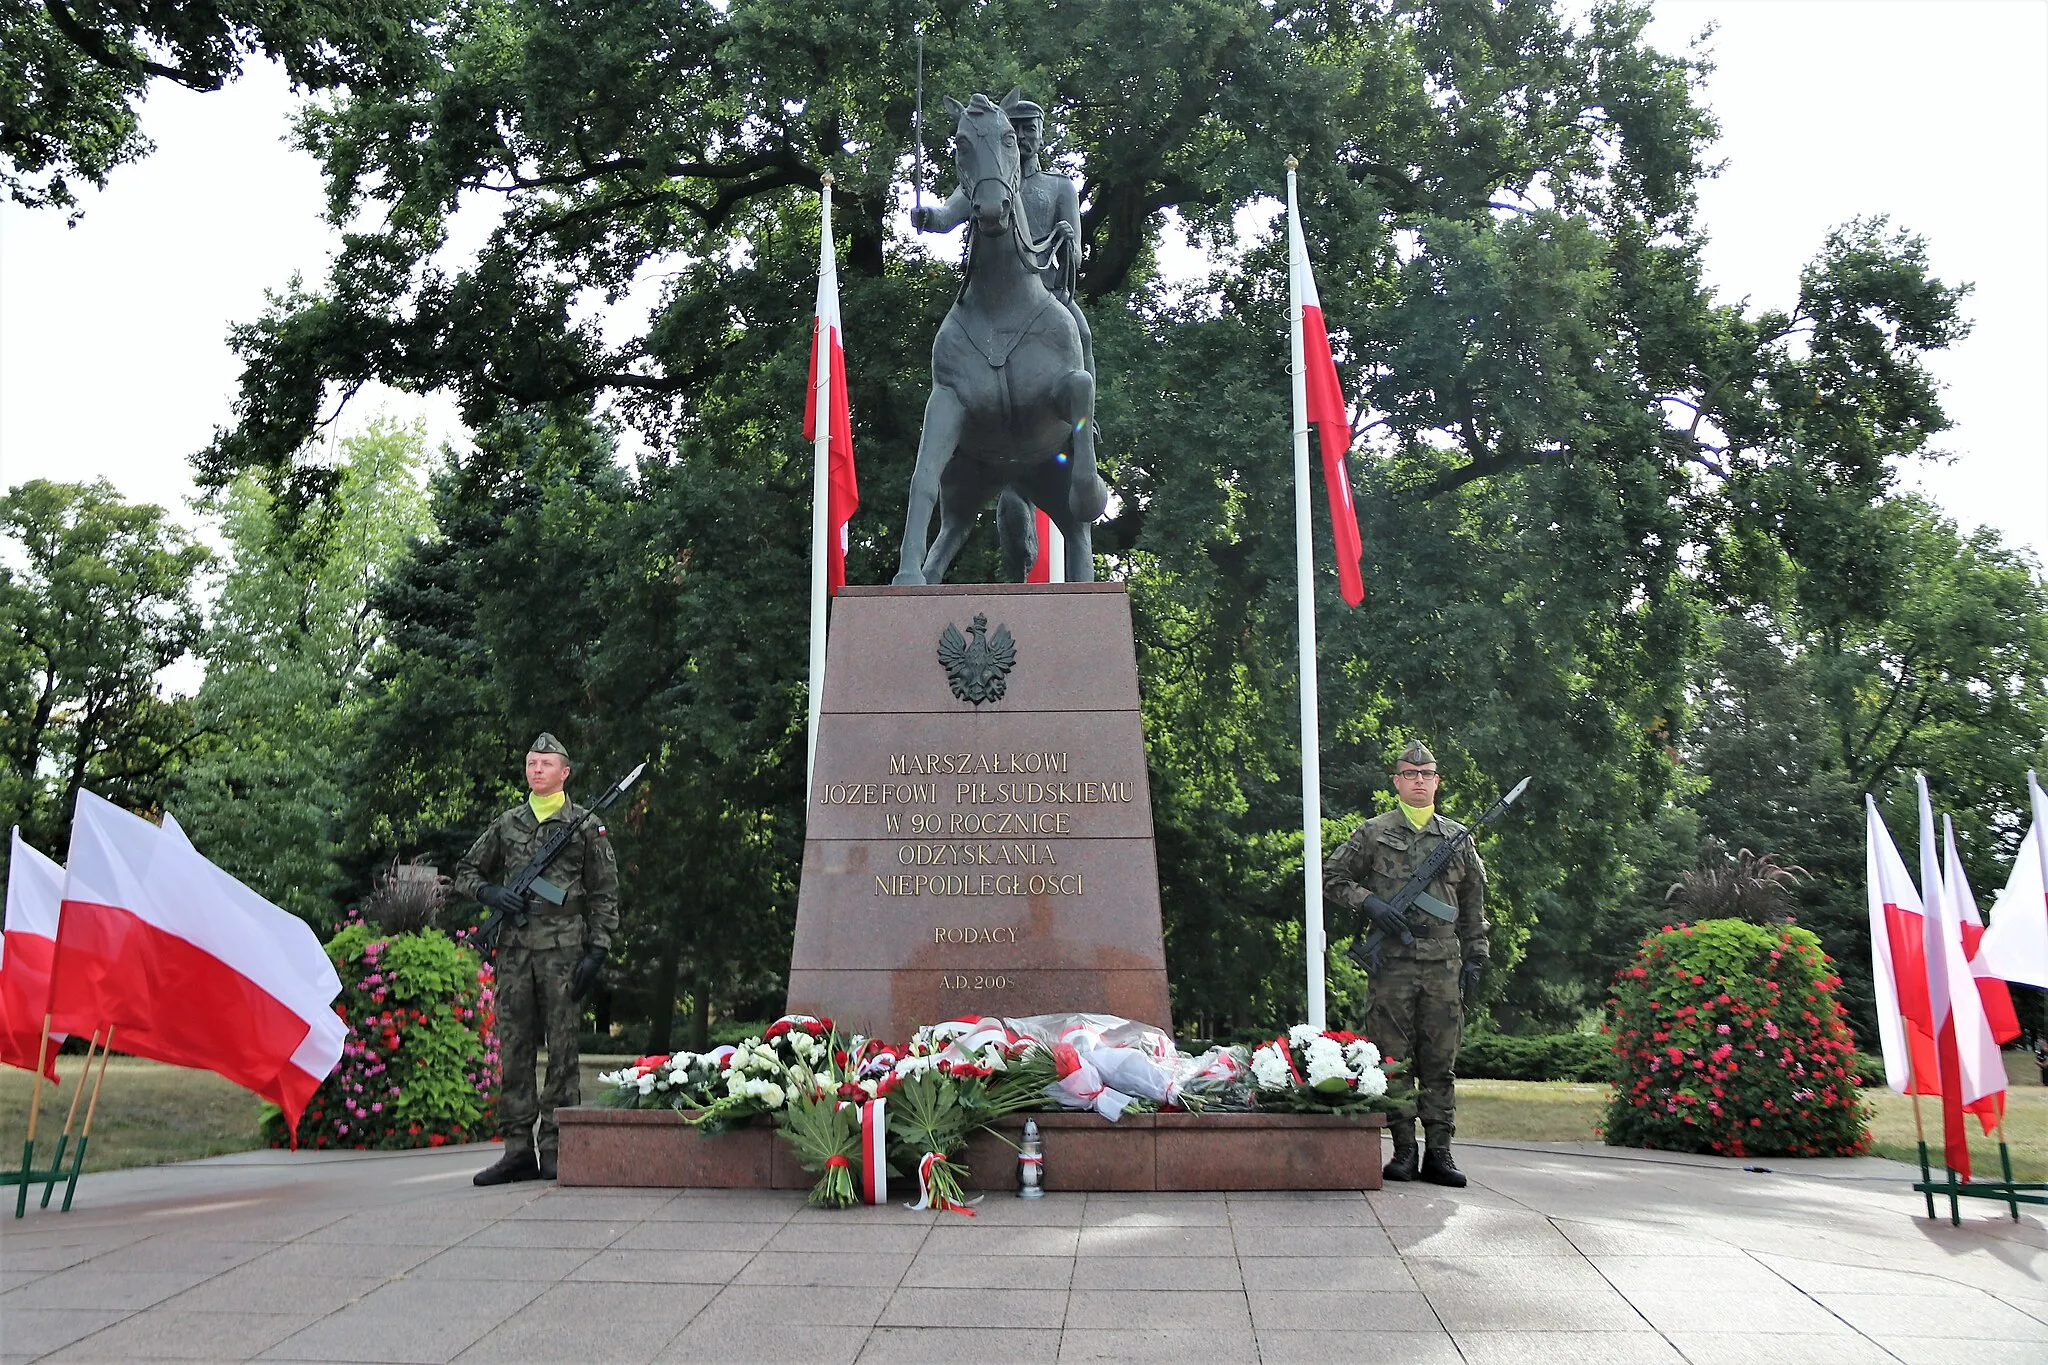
[912,90,1094,382]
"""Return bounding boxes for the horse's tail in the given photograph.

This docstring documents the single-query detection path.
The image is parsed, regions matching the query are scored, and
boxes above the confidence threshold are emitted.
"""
[997,487,1039,583]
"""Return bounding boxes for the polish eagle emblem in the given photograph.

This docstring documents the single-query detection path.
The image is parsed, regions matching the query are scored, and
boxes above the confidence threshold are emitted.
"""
[937,613,1016,705]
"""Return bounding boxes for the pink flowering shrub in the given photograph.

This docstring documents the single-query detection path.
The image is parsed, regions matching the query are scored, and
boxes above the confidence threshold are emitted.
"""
[263,919,499,1150]
[1602,919,1869,1158]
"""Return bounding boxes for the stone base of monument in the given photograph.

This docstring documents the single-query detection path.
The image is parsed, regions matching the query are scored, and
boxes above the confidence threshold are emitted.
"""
[556,1106,1385,1193]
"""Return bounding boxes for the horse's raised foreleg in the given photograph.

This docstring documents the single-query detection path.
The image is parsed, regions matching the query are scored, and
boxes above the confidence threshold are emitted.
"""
[1059,367,1108,525]
[895,385,967,585]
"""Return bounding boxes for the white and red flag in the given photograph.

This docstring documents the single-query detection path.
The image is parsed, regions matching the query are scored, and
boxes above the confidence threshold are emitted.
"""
[803,188,859,596]
[1866,795,1939,1099]
[1915,776,2006,1176]
[1286,180,1365,608]
[1978,770,2048,988]
[1941,814,2021,1045]
[46,791,346,1133]
[2,829,67,1082]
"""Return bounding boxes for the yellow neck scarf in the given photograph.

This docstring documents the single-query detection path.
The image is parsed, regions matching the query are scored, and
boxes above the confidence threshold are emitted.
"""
[1398,800,1434,830]
[529,791,567,822]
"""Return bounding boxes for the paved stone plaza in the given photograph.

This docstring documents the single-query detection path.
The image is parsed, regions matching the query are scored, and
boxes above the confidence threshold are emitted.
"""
[1,1140,2041,1363]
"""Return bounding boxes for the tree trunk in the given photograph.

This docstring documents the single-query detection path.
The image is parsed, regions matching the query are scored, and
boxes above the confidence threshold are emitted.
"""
[691,980,711,1052]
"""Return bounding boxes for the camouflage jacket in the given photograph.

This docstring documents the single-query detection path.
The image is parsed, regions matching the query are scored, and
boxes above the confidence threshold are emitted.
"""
[1323,807,1488,964]
[454,800,619,953]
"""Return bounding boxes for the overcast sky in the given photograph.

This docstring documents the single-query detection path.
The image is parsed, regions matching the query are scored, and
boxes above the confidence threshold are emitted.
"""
[1,1,2042,562]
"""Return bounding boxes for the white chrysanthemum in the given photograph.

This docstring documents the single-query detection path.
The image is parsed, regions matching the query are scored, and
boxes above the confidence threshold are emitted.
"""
[1355,1067,1388,1097]
[1344,1040,1381,1068]
[1303,1038,1349,1085]
[1250,1046,1292,1091]
[790,1031,818,1058]
[724,1071,746,1098]
[1288,1023,1320,1047]
[636,1073,656,1094]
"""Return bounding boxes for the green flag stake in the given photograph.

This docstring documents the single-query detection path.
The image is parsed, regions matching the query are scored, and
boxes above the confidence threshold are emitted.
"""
[59,1025,115,1215]
[40,1028,99,1209]
[15,1014,53,1218]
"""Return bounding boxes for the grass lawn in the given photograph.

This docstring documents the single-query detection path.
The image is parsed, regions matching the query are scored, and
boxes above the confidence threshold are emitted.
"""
[6,1051,2041,1183]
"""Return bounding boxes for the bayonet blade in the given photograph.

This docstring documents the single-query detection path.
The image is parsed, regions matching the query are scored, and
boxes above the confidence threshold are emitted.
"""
[1504,776,1532,805]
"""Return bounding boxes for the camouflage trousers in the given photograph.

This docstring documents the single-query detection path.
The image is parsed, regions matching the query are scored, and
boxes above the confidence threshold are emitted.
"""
[494,942,584,1155]
[1366,955,1464,1140]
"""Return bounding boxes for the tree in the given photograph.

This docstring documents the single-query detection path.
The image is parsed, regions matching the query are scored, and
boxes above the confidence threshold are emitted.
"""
[188,0,1998,1038]
[0,479,210,853]
[0,0,439,214]
[171,417,432,925]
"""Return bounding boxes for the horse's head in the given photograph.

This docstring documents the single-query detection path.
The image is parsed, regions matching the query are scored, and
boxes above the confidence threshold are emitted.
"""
[944,92,1020,235]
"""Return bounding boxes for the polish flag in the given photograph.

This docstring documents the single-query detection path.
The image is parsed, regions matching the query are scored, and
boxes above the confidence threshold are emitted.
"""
[1978,771,2048,989]
[1942,814,2021,1045]
[1866,795,1938,1098]
[803,189,859,595]
[46,792,346,1133]
[1286,178,1366,607]
[1027,509,1054,583]
[1916,776,2006,1176]
[2,829,67,1082]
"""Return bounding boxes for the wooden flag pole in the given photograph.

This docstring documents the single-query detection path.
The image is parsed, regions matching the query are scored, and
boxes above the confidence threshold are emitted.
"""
[15,1013,52,1218]
[40,1028,100,1208]
[60,1025,115,1214]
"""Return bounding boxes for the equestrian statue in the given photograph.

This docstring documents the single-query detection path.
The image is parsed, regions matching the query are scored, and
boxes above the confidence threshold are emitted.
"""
[893,89,1107,585]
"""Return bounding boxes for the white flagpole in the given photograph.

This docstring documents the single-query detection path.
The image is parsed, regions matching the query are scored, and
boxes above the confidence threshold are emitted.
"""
[1048,522,1066,583]
[806,173,835,795]
[1287,157,1327,1029]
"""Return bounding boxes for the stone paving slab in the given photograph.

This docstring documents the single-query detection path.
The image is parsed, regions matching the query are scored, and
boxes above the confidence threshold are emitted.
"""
[1,1140,2041,1363]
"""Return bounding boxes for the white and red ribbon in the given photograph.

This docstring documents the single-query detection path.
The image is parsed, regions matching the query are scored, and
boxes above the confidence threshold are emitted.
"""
[908,1152,977,1215]
[860,1098,888,1205]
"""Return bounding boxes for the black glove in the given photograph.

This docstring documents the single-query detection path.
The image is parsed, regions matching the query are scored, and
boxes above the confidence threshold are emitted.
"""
[1459,959,1486,1008]
[569,950,606,1002]
[477,884,525,917]
[1361,895,1411,941]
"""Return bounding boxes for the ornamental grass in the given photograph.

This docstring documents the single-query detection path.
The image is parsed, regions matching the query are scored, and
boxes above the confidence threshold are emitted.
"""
[262,919,499,1150]
[1602,919,1870,1158]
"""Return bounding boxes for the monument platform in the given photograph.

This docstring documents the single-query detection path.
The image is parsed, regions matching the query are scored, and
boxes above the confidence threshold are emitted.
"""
[787,583,1172,1042]
[557,1105,1386,1192]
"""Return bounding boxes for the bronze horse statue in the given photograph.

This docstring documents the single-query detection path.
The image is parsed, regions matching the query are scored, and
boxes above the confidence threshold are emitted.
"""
[892,92,1107,585]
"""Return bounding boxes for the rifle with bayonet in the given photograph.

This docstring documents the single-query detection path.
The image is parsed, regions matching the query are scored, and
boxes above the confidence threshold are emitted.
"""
[474,761,647,953]
[1345,776,1531,977]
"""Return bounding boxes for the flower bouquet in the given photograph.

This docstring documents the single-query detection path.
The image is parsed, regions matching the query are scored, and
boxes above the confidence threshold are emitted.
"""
[594,1048,733,1109]
[776,1089,866,1208]
[1247,1026,1396,1114]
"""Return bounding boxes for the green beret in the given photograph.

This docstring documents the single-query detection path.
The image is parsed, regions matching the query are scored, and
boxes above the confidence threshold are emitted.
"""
[1395,740,1436,769]
[528,732,571,761]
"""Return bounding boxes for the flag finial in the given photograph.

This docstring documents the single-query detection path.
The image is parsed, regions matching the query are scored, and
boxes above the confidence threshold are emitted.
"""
[1285,155,1299,170]
[822,171,835,188]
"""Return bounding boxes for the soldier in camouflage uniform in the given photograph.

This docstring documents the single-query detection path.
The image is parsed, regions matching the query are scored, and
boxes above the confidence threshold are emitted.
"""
[457,733,619,1184]
[1324,741,1488,1187]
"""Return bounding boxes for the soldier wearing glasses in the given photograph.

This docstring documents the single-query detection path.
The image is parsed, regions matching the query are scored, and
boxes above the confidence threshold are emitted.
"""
[1324,741,1489,1187]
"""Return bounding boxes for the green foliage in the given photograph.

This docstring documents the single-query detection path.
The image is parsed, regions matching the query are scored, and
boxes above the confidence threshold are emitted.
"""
[0,0,440,215]
[1603,919,1868,1158]
[1459,1031,1612,1084]
[118,0,2040,1047]
[0,479,211,854]
[172,419,432,929]
[263,921,499,1149]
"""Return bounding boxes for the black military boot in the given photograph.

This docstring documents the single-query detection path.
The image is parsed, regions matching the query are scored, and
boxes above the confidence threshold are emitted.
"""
[537,1149,558,1181]
[1419,1136,1467,1188]
[473,1141,541,1186]
[1382,1120,1420,1182]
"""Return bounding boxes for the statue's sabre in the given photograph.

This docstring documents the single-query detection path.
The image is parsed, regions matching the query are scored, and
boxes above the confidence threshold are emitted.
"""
[913,24,925,217]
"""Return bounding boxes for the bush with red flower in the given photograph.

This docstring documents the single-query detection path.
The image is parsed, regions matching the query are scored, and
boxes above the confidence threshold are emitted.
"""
[262,919,499,1149]
[1602,919,1869,1158]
